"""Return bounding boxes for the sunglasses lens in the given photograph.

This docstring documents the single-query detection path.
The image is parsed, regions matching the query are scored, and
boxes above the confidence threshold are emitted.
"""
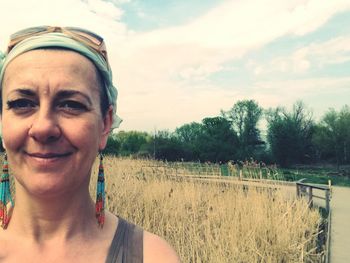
[74,32,101,46]
[8,26,48,51]
[66,27,103,45]
[11,26,47,38]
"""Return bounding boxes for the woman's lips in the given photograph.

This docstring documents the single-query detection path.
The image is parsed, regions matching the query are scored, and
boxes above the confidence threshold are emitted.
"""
[27,152,72,158]
[25,152,72,169]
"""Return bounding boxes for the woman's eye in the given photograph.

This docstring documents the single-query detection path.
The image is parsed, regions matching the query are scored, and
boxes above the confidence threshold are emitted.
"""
[7,99,36,110]
[58,100,88,111]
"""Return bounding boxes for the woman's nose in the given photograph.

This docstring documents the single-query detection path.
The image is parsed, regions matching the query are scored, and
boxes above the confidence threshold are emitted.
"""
[28,109,61,143]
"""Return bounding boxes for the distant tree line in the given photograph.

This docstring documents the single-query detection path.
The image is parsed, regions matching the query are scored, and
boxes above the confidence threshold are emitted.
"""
[102,100,350,168]
[2,99,348,168]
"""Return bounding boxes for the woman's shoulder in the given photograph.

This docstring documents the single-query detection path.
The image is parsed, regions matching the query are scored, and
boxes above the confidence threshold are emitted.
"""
[110,215,180,263]
[143,230,180,263]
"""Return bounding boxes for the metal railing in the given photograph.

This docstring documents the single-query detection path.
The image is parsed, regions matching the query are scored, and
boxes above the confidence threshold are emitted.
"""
[296,179,331,212]
[296,179,332,263]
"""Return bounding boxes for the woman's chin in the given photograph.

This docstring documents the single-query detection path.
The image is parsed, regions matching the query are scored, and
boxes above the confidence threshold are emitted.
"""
[19,178,76,199]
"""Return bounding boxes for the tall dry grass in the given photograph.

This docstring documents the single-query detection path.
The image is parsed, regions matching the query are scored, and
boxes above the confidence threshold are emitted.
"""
[90,157,323,262]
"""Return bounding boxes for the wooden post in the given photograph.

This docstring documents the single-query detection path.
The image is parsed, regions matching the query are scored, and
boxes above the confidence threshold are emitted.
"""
[308,187,313,208]
[325,189,330,213]
[296,184,300,197]
[239,170,242,180]
[259,170,262,180]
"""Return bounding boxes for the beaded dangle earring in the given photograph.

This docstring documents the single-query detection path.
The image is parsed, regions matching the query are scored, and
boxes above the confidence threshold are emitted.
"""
[95,152,105,228]
[0,153,14,229]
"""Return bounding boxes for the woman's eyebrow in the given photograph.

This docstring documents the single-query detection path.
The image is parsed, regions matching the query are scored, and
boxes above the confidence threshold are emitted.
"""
[55,90,93,106]
[8,88,36,97]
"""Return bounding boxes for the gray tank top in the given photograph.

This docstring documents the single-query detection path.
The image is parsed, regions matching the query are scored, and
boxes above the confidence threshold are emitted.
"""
[105,217,143,263]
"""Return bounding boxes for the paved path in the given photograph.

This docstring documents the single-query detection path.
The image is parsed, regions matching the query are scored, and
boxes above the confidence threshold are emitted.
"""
[330,186,350,263]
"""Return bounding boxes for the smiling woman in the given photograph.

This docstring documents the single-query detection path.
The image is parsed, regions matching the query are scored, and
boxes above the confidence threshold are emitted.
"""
[0,26,179,263]
[2,50,106,199]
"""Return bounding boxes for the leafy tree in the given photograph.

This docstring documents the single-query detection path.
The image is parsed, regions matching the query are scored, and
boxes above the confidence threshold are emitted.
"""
[197,117,238,162]
[221,100,263,159]
[104,134,120,155]
[313,106,350,166]
[266,101,314,167]
[174,122,202,160]
[153,130,185,161]
[156,117,239,162]
[116,131,150,156]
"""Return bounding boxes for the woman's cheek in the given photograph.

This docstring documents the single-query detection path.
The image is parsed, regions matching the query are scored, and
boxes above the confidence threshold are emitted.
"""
[65,119,101,148]
[1,118,28,150]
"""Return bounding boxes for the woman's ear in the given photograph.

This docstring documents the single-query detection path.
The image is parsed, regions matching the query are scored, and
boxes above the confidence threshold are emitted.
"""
[99,105,113,150]
[0,115,5,150]
[1,137,5,150]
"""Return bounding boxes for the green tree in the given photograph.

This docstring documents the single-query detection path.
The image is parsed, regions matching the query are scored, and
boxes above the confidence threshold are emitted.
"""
[116,131,150,156]
[221,100,263,159]
[153,130,185,161]
[104,134,120,155]
[174,122,202,160]
[157,117,239,162]
[266,101,314,167]
[197,117,238,162]
[313,106,350,166]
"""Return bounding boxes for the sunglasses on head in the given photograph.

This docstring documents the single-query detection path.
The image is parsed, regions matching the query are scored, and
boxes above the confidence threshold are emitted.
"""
[7,26,109,64]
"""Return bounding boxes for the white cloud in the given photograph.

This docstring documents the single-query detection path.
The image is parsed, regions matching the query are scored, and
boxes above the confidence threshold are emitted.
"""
[251,77,350,103]
[249,36,350,76]
[250,76,350,121]
[127,0,350,48]
[1,0,349,131]
[267,55,311,74]
[109,0,131,4]
[116,0,350,89]
[306,36,350,66]
[84,0,124,20]
[0,0,126,50]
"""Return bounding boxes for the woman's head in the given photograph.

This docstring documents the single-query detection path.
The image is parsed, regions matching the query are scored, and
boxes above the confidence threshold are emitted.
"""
[0,26,119,197]
[1,47,110,119]
[0,26,121,128]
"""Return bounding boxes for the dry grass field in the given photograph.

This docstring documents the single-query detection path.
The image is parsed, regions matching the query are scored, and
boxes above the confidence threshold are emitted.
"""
[90,157,323,262]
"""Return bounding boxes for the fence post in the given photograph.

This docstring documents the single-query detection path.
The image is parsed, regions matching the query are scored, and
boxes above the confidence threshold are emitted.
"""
[308,187,313,208]
[325,189,330,213]
[239,169,242,180]
[296,184,300,197]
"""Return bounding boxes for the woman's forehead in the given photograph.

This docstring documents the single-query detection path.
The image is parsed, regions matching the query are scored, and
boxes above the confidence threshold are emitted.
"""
[7,49,96,71]
[3,49,100,89]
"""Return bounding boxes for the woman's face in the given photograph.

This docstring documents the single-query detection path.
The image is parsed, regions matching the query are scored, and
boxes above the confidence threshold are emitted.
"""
[1,49,112,198]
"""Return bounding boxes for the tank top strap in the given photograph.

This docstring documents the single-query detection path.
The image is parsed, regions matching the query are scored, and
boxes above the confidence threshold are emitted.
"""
[105,217,143,263]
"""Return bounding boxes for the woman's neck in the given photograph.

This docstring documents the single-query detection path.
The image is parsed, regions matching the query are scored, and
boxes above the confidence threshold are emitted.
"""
[6,183,97,243]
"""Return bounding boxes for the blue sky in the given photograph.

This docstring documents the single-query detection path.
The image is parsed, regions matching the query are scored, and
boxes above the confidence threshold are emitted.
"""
[119,0,226,31]
[1,0,350,132]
